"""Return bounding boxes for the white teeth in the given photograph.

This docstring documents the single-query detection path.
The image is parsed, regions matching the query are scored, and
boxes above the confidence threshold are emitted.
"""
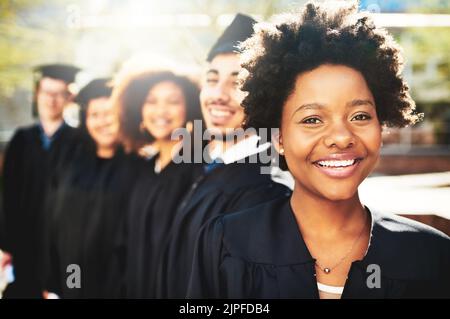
[210,109,232,118]
[317,159,356,167]
[153,119,170,126]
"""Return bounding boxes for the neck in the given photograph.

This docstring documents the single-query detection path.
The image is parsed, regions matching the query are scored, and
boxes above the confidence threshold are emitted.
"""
[291,183,366,239]
[154,138,180,170]
[40,117,64,137]
[97,146,116,159]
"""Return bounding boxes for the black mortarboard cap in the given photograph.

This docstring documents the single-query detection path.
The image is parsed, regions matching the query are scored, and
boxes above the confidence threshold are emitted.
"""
[74,78,113,110]
[206,13,257,62]
[33,63,81,84]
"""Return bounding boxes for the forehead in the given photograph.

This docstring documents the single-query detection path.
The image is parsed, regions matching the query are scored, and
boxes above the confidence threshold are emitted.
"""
[87,96,112,111]
[147,81,183,96]
[207,53,241,75]
[291,64,373,104]
[39,77,68,91]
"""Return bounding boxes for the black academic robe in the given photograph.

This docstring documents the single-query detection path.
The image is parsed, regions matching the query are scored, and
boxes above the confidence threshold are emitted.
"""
[154,154,292,298]
[123,157,203,298]
[187,196,450,299]
[44,148,148,298]
[2,123,81,298]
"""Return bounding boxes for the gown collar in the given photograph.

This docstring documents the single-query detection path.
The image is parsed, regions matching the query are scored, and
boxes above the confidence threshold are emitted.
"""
[209,134,271,165]
[38,121,67,150]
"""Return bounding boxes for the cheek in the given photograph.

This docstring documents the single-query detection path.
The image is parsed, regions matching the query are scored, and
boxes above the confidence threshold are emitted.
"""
[230,90,245,108]
[199,89,210,108]
[86,117,97,136]
[283,124,315,161]
[142,106,153,122]
[358,125,382,155]
[171,104,187,125]
[234,107,245,121]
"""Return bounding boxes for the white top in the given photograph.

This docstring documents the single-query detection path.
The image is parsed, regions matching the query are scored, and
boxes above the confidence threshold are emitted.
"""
[317,282,344,295]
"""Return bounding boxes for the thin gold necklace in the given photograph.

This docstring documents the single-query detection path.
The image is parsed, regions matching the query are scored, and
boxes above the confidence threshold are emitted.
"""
[314,211,368,274]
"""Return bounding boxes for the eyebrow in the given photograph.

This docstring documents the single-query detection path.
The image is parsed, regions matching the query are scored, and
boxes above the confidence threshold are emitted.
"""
[347,99,374,108]
[292,99,375,118]
[206,69,219,76]
[206,69,239,77]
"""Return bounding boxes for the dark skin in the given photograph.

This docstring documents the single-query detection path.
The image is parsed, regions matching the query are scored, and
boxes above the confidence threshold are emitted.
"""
[277,64,382,297]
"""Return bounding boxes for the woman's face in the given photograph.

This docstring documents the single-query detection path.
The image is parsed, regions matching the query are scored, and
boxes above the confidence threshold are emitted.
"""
[280,64,382,201]
[141,81,187,141]
[86,97,119,150]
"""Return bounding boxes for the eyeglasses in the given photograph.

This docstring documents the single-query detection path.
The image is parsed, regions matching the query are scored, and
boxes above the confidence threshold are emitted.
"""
[38,89,69,100]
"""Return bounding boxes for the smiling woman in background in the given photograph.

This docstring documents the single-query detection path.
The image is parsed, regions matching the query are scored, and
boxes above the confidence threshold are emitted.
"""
[115,71,203,298]
[187,1,450,299]
[43,78,147,298]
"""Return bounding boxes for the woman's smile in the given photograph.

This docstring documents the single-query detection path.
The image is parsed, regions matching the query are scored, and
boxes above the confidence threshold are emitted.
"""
[312,153,365,178]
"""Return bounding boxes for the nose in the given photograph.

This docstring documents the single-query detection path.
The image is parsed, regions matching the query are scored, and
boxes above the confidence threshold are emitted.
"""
[153,102,170,116]
[99,112,116,126]
[208,81,231,104]
[323,121,356,149]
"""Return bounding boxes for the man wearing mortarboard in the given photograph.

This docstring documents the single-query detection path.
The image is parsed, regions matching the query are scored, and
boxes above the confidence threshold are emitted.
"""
[1,64,82,298]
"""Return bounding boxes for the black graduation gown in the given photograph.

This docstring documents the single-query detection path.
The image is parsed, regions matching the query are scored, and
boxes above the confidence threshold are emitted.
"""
[124,157,203,298]
[45,148,148,298]
[2,123,81,298]
[187,196,450,299]
[154,154,292,298]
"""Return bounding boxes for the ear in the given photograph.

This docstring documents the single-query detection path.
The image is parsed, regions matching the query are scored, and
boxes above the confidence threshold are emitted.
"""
[271,128,284,155]
[186,121,193,134]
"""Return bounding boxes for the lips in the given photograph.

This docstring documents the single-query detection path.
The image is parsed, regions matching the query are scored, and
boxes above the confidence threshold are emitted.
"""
[97,127,116,137]
[312,154,364,178]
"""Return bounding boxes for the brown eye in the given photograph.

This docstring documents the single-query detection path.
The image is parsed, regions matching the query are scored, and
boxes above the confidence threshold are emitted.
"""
[206,78,218,84]
[302,117,322,125]
[168,99,181,105]
[351,113,371,121]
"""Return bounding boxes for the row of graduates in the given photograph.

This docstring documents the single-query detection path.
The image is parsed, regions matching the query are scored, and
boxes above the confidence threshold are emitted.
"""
[2,13,291,299]
[2,2,450,299]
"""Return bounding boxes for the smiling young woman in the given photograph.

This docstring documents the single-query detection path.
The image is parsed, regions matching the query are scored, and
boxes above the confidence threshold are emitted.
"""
[187,1,450,299]
[114,70,206,297]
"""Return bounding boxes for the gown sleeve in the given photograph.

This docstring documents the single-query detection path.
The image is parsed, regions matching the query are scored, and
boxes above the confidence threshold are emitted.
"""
[40,157,64,295]
[187,216,225,298]
[1,130,24,252]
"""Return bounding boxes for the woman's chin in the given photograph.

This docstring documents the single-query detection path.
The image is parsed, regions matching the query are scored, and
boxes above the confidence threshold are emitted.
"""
[318,187,359,202]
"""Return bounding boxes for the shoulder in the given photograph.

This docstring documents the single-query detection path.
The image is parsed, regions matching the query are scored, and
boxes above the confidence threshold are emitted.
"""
[12,124,39,139]
[63,125,82,139]
[366,209,450,279]
[5,124,38,150]
[212,162,291,195]
[372,210,449,251]
[221,195,291,230]
[209,195,298,264]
